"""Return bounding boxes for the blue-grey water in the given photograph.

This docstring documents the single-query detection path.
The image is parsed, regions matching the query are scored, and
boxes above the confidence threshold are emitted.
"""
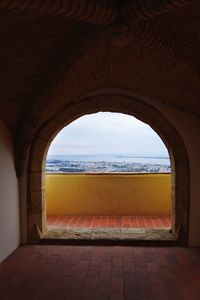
[47,155,170,166]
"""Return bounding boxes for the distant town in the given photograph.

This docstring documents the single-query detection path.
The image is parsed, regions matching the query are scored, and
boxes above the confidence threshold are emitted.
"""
[46,159,170,173]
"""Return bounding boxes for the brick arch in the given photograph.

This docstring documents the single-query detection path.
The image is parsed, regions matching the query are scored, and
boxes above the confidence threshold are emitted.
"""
[28,93,189,244]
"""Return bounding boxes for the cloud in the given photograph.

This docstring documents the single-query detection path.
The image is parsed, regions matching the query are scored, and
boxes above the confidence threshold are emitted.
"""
[47,112,169,157]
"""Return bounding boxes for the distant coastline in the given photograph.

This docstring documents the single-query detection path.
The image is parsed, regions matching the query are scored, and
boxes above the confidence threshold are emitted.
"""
[47,154,170,165]
[46,154,170,173]
[114,155,169,159]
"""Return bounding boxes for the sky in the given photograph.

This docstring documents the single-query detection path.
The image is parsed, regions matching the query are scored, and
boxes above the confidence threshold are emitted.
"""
[47,112,169,157]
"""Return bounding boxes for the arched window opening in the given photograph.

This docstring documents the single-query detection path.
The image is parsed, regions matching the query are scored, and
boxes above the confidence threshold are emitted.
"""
[45,112,172,240]
[27,93,189,244]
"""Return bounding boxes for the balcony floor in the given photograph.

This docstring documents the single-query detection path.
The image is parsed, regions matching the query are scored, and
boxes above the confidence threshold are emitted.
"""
[44,216,173,241]
[47,215,171,229]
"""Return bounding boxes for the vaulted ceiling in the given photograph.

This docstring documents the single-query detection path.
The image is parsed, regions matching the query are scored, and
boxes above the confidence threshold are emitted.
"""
[0,0,199,155]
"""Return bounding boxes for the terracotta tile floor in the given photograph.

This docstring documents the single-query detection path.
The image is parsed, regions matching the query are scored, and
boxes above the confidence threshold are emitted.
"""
[47,215,171,228]
[1,245,200,299]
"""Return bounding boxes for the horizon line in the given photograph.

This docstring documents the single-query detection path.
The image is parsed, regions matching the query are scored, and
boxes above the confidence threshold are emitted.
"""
[47,154,169,159]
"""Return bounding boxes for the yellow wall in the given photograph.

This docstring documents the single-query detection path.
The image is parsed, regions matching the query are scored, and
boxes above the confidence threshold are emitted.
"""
[45,174,171,216]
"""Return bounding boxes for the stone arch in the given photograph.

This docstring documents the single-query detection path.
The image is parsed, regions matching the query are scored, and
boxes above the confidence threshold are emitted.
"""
[27,93,189,244]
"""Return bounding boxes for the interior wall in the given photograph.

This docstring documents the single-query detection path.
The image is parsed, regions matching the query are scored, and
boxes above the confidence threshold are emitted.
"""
[160,108,200,246]
[0,120,20,262]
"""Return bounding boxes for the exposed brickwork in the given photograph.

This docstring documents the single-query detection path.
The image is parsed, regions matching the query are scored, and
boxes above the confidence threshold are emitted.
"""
[121,0,191,22]
[0,1,197,163]
[0,1,190,25]
[0,0,117,25]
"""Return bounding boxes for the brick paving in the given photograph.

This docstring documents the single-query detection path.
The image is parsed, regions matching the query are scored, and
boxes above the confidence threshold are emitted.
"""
[47,215,171,229]
[1,245,200,299]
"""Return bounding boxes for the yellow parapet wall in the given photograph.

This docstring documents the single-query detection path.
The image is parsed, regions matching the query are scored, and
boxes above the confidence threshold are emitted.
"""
[45,174,171,216]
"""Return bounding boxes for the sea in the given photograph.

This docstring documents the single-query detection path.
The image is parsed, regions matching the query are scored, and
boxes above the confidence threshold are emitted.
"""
[47,155,170,166]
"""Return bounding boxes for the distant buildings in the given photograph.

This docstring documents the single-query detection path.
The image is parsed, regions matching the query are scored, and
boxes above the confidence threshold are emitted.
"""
[46,160,170,173]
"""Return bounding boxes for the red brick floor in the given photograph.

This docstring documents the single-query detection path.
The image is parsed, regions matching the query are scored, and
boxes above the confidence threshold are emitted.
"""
[1,245,200,299]
[47,215,171,228]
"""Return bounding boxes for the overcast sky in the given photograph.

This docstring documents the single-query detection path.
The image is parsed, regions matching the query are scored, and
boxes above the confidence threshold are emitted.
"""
[47,112,169,157]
